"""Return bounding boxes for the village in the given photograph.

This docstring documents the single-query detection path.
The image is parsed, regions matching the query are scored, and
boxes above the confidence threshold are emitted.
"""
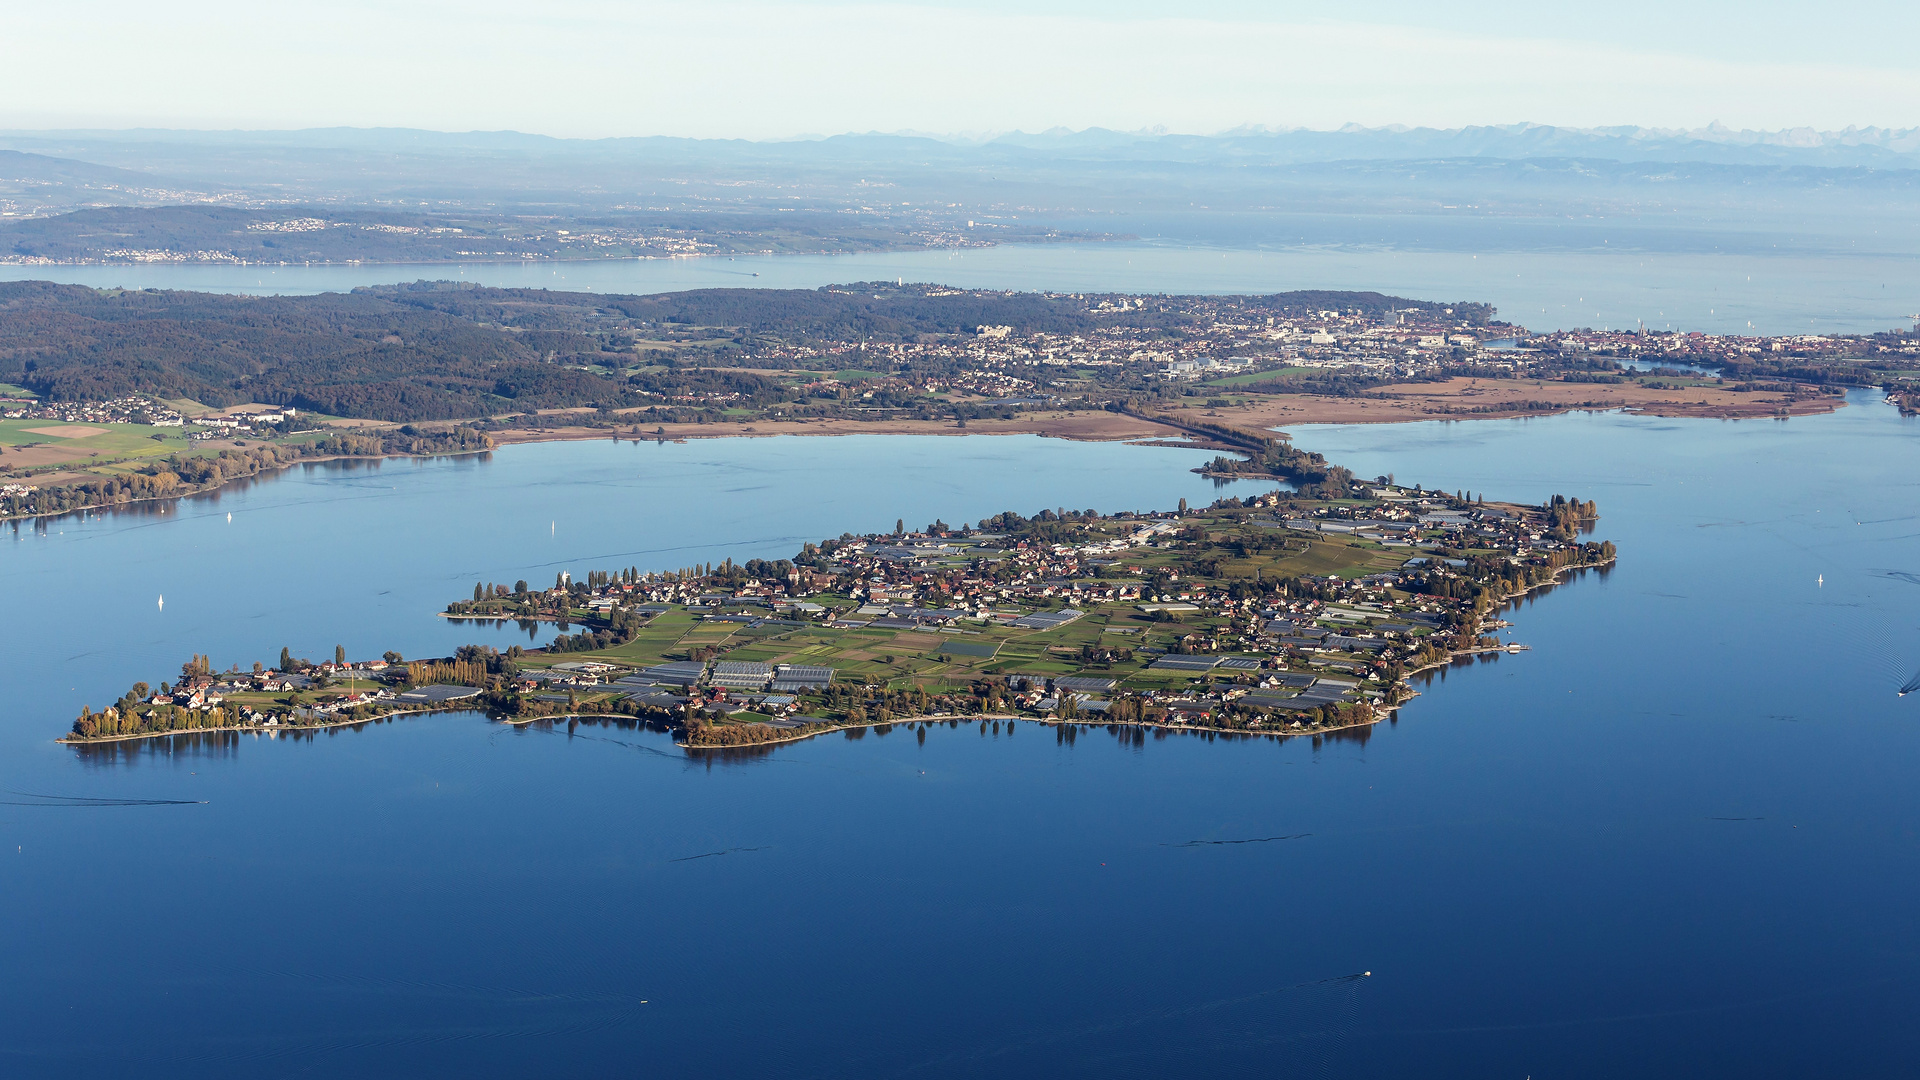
[420,480,1610,746]
[619,288,1919,422]
[2,394,188,426]
[728,293,1506,392]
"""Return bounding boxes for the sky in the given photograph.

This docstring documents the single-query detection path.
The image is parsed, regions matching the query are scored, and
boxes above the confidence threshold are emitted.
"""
[3,0,1917,139]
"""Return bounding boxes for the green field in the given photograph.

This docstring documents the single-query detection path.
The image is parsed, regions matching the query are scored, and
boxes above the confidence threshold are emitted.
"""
[0,419,195,468]
[533,596,1386,701]
[1201,366,1312,388]
[1214,537,1410,581]
[937,639,1000,658]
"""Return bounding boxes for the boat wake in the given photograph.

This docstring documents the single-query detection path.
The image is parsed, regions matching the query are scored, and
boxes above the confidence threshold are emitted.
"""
[2,790,206,807]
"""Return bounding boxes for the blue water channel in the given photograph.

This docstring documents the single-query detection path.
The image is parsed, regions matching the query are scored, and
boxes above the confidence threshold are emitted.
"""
[3,398,1918,1077]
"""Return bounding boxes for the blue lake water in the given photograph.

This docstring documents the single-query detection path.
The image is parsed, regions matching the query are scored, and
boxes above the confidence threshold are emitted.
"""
[4,399,1920,1077]
[4,238,1917,336]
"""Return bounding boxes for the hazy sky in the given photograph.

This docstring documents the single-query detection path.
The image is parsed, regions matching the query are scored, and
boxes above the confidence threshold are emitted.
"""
[4,0,1917,138]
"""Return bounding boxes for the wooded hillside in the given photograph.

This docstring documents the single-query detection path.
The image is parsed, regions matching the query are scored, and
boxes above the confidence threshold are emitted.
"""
[0,280,1489,421]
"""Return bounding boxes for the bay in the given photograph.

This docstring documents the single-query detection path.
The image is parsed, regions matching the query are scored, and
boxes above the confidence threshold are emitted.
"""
[2,396,1918,1077]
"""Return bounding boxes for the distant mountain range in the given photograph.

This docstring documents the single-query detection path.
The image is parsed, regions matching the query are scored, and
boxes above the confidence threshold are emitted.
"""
[969,122,1920,168]
[11,122,1920,172]
[4,123,1917,257]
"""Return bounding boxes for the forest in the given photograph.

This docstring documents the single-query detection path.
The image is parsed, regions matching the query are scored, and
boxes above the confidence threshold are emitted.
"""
[0,280,634,419]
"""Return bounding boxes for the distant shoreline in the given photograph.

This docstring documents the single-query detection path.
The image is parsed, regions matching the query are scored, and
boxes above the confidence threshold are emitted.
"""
[0,234,1128,272]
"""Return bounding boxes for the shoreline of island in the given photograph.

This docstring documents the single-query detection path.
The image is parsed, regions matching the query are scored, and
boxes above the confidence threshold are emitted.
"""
[55,703,474,746]
[61,478,1616,751]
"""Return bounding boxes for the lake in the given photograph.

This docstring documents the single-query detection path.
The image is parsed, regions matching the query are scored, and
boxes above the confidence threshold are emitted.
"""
[3,398,1919,1078]
[4,236,1917,337]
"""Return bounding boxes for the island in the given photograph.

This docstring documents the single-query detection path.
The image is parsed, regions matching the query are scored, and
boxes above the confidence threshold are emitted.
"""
[63,476,1615,749]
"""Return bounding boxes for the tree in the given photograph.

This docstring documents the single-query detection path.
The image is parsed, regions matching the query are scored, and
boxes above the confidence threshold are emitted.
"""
[896,518,905,535]
[474,581,484,601]
[1178,498,1188,513]
[279,646,293,672]
[514,579,528,594]
[383,650,403,664]
[335,644,346,666]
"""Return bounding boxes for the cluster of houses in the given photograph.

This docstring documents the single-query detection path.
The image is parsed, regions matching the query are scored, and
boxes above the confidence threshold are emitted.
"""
[504,658,836,727]
[727,293,1497,397]
[160,658,410,726]
[1542,326,1905,363]
[489,480,1576,734]
[999,667,1368,729]
[730,288,1911,395]
[3,395,186,426]
[0,395,303,436]
[545,484,1548,660]
[188,408,295,437]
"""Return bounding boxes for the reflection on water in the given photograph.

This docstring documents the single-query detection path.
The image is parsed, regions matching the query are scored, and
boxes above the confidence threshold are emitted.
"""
[70,729,246,767]
[68,709,437,766]
[443,616,548,641]
[1619,357,1722,377]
